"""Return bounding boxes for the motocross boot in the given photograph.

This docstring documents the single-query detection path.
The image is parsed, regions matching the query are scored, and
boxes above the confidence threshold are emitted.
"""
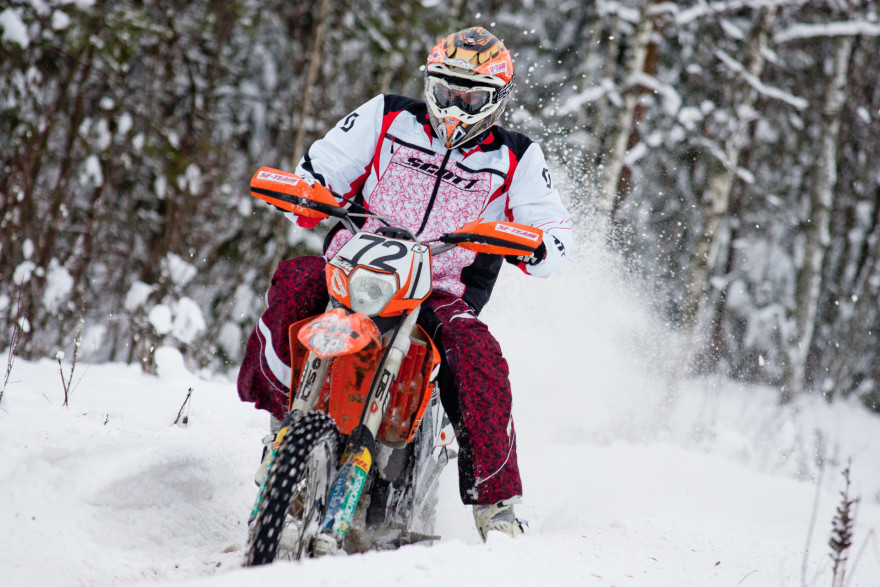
[473,497,527,542]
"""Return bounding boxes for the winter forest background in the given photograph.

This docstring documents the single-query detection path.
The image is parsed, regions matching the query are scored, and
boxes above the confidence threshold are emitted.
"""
[3,0,880,413]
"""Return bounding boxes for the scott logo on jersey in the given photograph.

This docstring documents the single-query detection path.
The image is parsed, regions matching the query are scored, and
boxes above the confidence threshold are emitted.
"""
[401,156,481,190]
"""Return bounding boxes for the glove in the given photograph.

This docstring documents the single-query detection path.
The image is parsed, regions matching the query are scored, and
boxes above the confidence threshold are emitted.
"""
[266,202,322,229]
[505,240,546,266]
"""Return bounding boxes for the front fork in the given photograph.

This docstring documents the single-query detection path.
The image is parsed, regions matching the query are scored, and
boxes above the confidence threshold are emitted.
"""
[291,308,421,549]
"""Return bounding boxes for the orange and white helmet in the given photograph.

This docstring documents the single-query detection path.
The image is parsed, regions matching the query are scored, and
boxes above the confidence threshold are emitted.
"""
[424,27,515,149]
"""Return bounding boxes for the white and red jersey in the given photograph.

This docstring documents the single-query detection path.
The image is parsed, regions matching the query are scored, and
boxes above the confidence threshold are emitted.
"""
[293,94,573,314]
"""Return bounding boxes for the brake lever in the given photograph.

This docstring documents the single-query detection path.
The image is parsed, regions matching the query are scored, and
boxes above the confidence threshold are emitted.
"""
[429,243,457,256]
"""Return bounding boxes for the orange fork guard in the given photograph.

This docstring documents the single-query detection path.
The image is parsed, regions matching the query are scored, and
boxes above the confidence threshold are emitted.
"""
[288,317,441,445]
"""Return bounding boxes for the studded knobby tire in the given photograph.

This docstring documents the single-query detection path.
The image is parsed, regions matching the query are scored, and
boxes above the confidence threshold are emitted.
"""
[245,410,339,566]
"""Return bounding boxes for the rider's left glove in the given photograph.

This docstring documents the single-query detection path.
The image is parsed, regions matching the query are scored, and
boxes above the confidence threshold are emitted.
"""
[505,240,547,266]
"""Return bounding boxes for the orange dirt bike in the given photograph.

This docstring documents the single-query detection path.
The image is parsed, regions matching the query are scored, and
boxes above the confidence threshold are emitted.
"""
[243,167,543,565]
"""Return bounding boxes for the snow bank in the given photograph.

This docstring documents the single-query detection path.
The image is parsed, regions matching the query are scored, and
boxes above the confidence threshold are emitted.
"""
[2,230,880,586]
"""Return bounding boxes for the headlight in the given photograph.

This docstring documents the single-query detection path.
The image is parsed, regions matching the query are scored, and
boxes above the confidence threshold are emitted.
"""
[348,269,398,316]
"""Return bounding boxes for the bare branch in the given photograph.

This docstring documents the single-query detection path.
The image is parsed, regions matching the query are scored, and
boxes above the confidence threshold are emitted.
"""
[57,294,86,407]
[173,387,194,427]
[1,286,25,404]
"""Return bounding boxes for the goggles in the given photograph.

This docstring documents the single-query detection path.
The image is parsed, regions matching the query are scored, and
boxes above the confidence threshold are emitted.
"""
[426,75,497,116]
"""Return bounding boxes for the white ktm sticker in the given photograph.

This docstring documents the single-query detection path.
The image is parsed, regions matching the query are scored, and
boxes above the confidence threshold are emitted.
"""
[331,268,347,297]
[257,170,300,186]
[494,223,540,241]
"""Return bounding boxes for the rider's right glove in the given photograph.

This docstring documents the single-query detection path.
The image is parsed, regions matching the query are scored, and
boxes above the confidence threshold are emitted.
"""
[266,201,322,229]
[505,239,547,266]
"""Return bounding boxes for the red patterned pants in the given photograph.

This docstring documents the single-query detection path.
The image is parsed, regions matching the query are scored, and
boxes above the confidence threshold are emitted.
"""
[238,255,521,505]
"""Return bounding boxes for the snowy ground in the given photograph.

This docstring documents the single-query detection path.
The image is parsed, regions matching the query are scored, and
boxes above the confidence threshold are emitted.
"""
[3,237,880,587]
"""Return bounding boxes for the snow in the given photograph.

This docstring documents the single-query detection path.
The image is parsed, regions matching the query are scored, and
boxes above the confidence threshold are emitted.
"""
[12,260,37,286]
[146,297,207,347]
[180,164,204,196]
[628,72,682,116]
[155,175,168,200]
[51,10,71,31]
[775,21,880,44]
[623,141,647,167]
[0,8,29,48]
[677,106,703,131]
[218,322,243,359]
[41,259,74,313]
[3,235,880,587]
[81,154,103,186]
[118,112,134,136]
[720,18,746,41]
[149,304,173,335]
[162,253,198,287]
[171,297,207,345]
[557,79,612,115]
[124,281,157,312]
[714,50,809,111]
[22,239,34,259]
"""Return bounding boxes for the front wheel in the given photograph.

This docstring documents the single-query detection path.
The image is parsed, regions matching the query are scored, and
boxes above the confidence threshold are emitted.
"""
[245,410,339,565]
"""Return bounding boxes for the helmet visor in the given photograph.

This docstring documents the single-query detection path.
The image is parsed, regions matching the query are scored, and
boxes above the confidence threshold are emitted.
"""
[427,76,495,116]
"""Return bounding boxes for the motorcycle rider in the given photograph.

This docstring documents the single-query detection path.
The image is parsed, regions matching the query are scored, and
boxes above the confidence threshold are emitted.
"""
[238,26,572,541]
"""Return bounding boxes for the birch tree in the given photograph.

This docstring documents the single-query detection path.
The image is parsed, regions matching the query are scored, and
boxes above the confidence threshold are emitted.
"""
[786,32,854,399]
[5,0,880,406]
[290,0,332,169]
[584,6,621,166]
[820,29,880,401]
[682,6,777,338]
[595,0,655,217]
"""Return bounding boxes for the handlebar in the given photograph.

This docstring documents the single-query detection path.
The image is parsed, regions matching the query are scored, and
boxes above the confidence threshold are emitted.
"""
[250,167,543,258]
